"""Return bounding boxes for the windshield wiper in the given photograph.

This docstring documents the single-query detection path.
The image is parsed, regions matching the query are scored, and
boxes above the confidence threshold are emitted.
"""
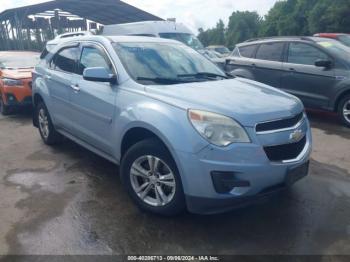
[178,72,228,79]
[137,77,197,84]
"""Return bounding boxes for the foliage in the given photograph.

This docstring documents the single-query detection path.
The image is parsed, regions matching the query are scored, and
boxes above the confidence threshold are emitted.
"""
[198,0,350,47]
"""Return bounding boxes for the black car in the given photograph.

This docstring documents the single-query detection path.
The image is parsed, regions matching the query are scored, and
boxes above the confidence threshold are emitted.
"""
[226,36,350,127]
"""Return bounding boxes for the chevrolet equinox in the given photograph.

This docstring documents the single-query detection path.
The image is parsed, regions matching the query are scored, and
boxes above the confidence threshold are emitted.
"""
[32,36,312,215]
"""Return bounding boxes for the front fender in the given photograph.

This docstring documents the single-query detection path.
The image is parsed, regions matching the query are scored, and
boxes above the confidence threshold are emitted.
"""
[117,100,209,158]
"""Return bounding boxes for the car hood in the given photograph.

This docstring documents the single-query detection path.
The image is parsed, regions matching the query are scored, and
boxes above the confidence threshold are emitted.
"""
[1,68,33,79]
[145,78,304,127]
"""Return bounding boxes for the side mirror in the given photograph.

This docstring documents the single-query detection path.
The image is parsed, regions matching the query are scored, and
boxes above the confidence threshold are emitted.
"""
[83,67,117,84]
[315,59,332,68]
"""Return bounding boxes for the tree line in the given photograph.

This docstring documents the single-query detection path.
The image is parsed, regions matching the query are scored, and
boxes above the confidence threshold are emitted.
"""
[198,0,350,48]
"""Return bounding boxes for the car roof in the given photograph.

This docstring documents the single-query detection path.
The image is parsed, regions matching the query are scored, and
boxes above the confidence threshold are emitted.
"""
[237,36,317,47]
[49,35,185,51]
[106,35,183,44]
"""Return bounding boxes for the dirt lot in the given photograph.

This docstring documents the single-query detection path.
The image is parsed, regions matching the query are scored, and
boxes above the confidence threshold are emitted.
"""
[0,109,349,256]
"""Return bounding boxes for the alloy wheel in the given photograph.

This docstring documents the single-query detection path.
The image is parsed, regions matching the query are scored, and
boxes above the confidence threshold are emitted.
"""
[38,108,50,139]
[130,155,176,207]
[343,100,350,124]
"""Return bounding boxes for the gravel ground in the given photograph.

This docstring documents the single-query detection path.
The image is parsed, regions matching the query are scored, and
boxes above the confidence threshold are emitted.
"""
[0,109,349,256]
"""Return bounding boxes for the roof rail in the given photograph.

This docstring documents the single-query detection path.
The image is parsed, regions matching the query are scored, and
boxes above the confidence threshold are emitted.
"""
[243,36,314,43]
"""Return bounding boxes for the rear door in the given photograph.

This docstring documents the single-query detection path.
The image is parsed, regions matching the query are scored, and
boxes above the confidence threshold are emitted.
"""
[69,43,117,155]
[47,45,80,128]
[226,44,258,76]
[252,42,285,88]
[281,42,336,108]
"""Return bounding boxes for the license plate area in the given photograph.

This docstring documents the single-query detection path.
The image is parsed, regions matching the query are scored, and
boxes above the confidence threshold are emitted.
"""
[286,161,309,186]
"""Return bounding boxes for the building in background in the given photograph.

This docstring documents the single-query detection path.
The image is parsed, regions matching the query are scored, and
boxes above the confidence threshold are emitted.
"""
[0,0,162,51]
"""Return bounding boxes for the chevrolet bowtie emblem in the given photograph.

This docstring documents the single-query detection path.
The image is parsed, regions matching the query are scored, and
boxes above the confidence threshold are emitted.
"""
[290,129,304,142]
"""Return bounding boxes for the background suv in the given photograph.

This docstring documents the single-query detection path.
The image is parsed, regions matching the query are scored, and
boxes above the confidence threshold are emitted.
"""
[226,37,350,127]
[32,35,311,215]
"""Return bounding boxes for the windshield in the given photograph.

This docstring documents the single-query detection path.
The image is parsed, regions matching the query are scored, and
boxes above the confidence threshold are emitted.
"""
[158,33,204,50]
[338,35,350,47]
[113,42,226,85]
[215,47,230,54]
[0,53,40,69]
[316,39,350,60]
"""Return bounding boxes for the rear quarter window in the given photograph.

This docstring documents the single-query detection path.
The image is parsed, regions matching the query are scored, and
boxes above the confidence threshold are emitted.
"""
[238,45,257,58]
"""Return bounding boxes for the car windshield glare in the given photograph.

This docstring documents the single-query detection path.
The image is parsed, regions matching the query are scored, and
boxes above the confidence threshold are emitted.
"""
[338,35,350,47]
[317,39,350,60]
[158,33,204,50]
[113,42,226,85]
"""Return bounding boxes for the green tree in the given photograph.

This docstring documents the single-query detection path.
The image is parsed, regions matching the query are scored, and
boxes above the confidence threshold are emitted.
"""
[226,11,261,47]
[198,0,350,47]
[198,19,226,46]
[308,0,350,33]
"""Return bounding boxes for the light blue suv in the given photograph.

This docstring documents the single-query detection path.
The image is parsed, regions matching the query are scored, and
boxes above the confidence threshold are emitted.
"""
[32,36,312,215]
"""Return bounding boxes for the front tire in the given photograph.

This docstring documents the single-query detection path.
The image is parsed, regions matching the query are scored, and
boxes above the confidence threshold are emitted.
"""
[338,95,350,128]
[36,102,64,145]
[120,138,185,216]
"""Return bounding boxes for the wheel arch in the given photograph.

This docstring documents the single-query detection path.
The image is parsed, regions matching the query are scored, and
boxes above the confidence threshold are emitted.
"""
[119,124,188,189]
[334,88,350,112]
[32,93,45,127]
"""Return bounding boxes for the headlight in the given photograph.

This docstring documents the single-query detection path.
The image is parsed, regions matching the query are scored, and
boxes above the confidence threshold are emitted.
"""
[188,109,250,147]
[2,78,23,86]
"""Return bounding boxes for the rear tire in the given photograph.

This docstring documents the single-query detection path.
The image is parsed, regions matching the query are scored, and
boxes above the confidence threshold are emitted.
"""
[120,138,185,216]
[338,95,350,128]
[0,96,11,115]
[36,102,64,145]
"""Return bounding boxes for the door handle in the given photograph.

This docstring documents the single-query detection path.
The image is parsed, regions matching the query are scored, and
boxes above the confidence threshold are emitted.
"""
[251,63,256,67]
[289,68,296,72]
[70,84,80,92]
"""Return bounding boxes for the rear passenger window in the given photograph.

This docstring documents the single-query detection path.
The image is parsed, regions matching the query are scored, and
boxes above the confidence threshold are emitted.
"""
[288,42,329,65]
[51,47,79,73]
[238,45,257,58]
[256,43,284,62]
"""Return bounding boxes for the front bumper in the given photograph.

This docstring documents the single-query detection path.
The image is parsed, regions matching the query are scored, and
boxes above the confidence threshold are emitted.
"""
[176,119,312,214]
[4,93,32,107]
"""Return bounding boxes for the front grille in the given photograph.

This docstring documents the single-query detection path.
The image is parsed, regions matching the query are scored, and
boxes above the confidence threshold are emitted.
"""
[256,112,304,133]
[264,136,306,162]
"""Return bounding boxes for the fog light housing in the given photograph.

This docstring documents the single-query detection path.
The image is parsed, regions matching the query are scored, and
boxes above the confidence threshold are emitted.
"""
[211,171,250,194]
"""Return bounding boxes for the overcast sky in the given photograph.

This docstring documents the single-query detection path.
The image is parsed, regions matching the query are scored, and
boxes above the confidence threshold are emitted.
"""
[0,0,278,33]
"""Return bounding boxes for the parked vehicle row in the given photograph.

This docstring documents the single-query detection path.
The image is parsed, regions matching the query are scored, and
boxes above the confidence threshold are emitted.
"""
[226,36,350,127]
[31,35,311,215]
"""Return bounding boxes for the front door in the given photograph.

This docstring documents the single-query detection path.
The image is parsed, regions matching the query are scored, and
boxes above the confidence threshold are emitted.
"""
[47,45,80,129]
[281,42,336,108]
[69,43,117,155]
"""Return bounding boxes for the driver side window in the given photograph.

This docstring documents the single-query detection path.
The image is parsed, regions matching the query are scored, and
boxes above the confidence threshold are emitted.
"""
[288,42,329,66]
[78,46,113,75]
